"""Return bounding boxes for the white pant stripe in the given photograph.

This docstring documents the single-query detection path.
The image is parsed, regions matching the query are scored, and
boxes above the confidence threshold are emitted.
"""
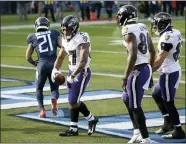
[132,76,137,108]
[77,69,88,103]
[165,75,170,101]
[175,69,181,89]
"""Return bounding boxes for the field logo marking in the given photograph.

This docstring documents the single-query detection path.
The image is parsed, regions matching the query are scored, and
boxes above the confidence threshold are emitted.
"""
[2,78,186,143]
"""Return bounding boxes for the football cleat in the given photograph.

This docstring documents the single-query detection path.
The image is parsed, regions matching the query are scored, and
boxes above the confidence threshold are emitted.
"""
[59,129,78,137]
[88,117,99,136]
[39,108,46,118]
[155,123,174,134]
[51,98,58,116]
[128,133,142,143]
[162,129,185,139]
[140,138,158,143]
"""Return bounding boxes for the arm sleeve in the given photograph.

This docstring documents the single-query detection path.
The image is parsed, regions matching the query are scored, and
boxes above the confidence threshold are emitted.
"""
[160,42,173,52]
[27,34,37,48]
[160,34,173,52]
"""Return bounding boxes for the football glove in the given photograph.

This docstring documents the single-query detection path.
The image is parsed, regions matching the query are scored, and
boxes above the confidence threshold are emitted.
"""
[51,68,61,83]
[31,60,38,67]
[67,75,78,84]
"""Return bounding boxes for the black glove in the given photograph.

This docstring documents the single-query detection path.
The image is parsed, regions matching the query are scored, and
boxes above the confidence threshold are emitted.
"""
[30,60,38,67]
[122,78,127,92]
[149,77,154,89]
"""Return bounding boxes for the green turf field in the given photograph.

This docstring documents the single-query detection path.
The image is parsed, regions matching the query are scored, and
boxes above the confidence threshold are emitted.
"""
[1,14,185,143]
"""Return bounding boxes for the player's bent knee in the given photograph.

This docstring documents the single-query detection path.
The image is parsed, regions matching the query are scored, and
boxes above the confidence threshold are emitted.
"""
[69,102,81,109]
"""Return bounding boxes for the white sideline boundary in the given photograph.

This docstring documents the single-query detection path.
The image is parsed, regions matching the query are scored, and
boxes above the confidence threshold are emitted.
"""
[1,64,185,84]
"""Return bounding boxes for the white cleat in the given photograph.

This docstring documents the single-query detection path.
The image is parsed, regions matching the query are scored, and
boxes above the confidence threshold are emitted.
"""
[140,138,158,143]
[128,133,142,143]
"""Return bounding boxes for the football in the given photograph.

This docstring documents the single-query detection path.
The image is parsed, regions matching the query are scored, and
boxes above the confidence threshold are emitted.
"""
[54,73,65,85]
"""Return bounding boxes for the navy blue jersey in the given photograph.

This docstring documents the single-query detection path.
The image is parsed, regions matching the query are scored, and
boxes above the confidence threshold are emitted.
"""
[27,29,60,63]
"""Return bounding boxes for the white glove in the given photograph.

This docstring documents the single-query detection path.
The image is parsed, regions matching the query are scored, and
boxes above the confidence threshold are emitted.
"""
[51,68,61,83]
[67,75,78,83]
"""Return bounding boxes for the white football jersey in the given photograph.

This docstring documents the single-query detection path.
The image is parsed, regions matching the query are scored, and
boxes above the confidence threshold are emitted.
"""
[62,32,91,71]
[158,29,182,73]
[122,23,150,65]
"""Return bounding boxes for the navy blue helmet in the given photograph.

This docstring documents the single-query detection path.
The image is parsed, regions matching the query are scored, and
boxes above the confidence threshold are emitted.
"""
[35,17,50,32]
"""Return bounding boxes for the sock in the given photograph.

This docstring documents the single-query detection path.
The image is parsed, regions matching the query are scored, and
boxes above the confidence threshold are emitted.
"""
[133,107,149,139]
[152,90,169,115]
[165,101,181,126]
[85,112,95,121]
[78,102,90,117]
[36,89,44,109]
[163,114,172,125]
[133,129,140,135]
[70,108,79,132]
[70,122,78,132]
[123,97,138,129]
[175,125,182,131]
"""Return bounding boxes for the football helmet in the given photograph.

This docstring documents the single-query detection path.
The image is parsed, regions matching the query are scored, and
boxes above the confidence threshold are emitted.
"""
[151,12,172,35]
[61,15,79,41]
[35,17,50,32]
[116,5,138,27]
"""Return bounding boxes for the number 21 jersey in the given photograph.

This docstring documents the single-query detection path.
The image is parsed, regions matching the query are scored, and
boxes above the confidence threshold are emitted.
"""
[122,23,150,65]
[27,29,60,63]
[157,29,182,73]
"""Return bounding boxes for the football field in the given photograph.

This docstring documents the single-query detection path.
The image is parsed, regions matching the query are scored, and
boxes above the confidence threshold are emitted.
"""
[1,15,185,143]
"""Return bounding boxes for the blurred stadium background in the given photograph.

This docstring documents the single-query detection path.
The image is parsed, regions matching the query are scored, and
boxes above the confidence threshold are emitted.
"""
[1,0,185,143]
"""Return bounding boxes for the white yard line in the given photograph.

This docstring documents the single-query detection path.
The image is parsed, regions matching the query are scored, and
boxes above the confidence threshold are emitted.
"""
[1,21,116,30]
[1,64,185,84]
[1,44,185,59]
[2,18,184,30]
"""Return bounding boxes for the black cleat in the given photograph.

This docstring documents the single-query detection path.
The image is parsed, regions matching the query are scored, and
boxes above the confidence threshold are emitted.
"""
[155,123,174,134]
[88,117,99,136]
[162,129,186,139]
[59,129,78,137]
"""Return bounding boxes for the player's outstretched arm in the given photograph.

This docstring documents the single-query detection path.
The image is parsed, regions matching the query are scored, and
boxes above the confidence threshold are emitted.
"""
[54,47,66,70]
[147,34,156,68]
[26,44,38,66]
[123,33,137,79]
[71,43,89,77]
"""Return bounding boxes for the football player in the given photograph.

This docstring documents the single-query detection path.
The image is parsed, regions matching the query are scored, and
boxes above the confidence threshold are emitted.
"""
[26,17,61,118]
[51,15,98,136]
[151,12,185,139]
[116,5,156,143]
